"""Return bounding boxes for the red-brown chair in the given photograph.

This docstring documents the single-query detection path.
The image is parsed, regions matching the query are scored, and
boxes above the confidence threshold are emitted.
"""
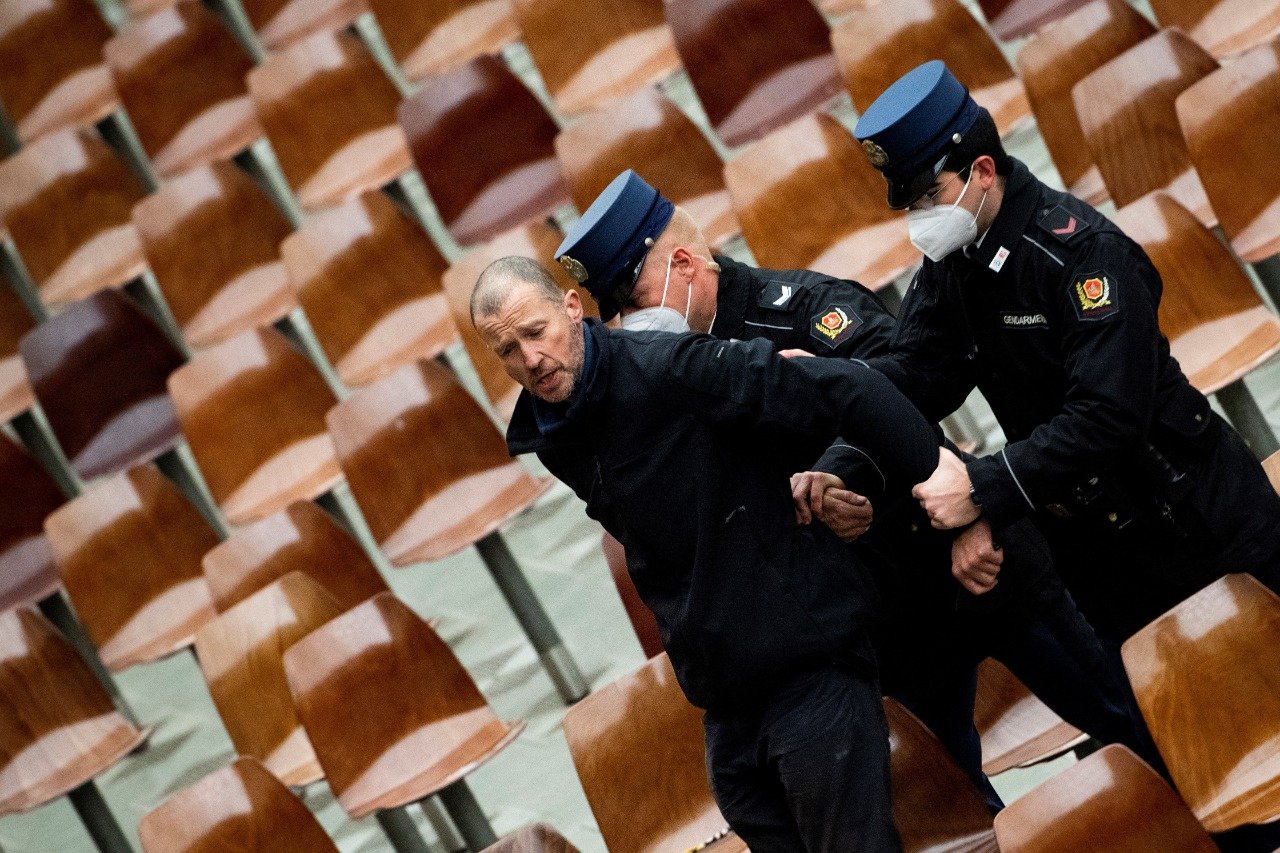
[398,54,571,247]
[238,0,366,52]
[366,0,519,83]
[600,532,663,659]
[1149,0,1280,58]
[974,658,1085,775]
[666,0,842,148]
[0,278,37,424]
[975,0,1093,42]
[0,435,64,612]
[1264,451,1280,493]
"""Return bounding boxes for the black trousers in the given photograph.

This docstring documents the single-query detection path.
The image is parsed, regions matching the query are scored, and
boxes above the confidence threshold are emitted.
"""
[703,666,901,853]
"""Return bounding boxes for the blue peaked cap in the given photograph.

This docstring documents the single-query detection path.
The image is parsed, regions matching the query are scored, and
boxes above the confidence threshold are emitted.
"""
[555,170,675,321]
[853,61,983,209]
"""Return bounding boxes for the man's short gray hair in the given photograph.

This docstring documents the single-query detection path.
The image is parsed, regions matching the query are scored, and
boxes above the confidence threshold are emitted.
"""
[470,256,565,325]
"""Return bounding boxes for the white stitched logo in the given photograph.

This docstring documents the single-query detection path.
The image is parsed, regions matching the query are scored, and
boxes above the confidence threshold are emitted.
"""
[1002,312,1047,327]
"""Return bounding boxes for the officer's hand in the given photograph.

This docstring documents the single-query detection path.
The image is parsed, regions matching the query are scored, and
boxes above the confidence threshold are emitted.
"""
[820,489,873,542]
[778,348,814,359]
[951,518,1002,595]
[913,446,981,529]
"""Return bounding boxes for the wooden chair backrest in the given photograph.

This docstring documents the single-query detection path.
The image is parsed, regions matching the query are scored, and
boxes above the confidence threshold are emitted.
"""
[239,0,365,52]
[973,657,1083,776]
[600,532,663,659]
[0,280,36,423]
[1148,0,1280,57]
[0,435,64,611]
[1264,450,1280,493]
[365,0,518,83]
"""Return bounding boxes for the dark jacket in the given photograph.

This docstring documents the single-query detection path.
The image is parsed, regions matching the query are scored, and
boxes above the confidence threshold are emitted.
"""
[507,322,940,712]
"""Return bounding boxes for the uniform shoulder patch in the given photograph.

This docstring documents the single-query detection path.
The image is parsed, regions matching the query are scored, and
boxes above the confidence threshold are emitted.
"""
[758,279,804,311]
[810,304,862,348]
[1039,204,1090,245]
[1071,271,1120,321]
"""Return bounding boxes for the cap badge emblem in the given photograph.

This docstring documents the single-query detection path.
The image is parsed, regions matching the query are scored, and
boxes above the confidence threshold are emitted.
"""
[861,139,889,167]
[558,255,588,283]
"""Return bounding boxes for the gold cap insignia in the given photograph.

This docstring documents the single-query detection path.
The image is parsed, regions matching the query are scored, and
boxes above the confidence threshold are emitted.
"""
[861,139,889,167]
[558,255,588,283]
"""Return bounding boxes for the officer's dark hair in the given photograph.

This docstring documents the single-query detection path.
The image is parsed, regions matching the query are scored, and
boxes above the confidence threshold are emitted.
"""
[942,108,1012,179]
[470,255,565,325]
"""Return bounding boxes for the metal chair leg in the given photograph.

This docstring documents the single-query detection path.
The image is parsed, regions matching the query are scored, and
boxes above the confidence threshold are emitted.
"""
[154,443,230,540]
[1217,378,1280,459]
[10,407,80,498]
[67,780,135,853]
[376,805,434,853]
[436,780,498,851]
[38,593,141,729]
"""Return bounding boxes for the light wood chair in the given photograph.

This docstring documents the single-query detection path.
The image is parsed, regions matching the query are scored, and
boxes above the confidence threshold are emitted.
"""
[0,435,64,612]
[0,0,117,144]
[1264,451,1280,493]
[0,605,149,850]
[832,0,1029,138]
[600,532,663,660]
[1177,36,1280,265]
[1149,0,1280,58]
[283,591,525,850]
[513,0,680,117]
[138,757,339,852]
[666,0,841,149]
[0,128,147,306]
[722,112,916,291]
[133,160,297,350]
[1122,573,1280,832]
[555,86,738,249]
[281,189,457,388]
[194,572,344,787]
[0,278,37,424]
[44,463,218,671]
[238,0,365,52]
[993,744,1217,852]
[366,0,518,83]
[485,823,582,852]
[1072,28,1219,227]
[202,499,387,613]
[104,2,261,179]
[975,0,1093,42]
[974,658,1085,776]
[247,29,411,212]
[167,326,342,525]
[398,54,570,247]
[1016,0,1156,205]
[20,289,184,481]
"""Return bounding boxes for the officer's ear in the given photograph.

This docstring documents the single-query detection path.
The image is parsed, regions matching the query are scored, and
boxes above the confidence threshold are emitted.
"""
[972,155,998,190]
[670,246,697,276]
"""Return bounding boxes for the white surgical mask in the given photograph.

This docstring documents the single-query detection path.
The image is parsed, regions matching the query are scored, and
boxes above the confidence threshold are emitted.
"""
[621,254,692,333]
[906,169,987,262]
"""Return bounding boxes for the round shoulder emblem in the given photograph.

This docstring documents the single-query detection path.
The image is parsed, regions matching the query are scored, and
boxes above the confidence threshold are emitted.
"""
[558,255,588,283]
[861,139,889,167]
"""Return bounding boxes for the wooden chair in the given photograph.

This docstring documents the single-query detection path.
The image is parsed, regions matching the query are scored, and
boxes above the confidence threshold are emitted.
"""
[0,435,64,613]
[168,326,342,525]
[666,0,841,149]
[1265,451,1280,493]
[282,591,525,849]
[398,54,571,247]
[513,0,680,117]
[975,0,1093,42]
[1177,37,1280,265]
[238,0,365,52]
[831,0,1030,138]
[722,112,916,291]
[564,653,742,852]
[555,86,738,249]
[44,463,218,671]
[1016,0,1156,205]
[974,658,1084,776]
[202,499,388,613]
[0,0,117,144]
[1149,0,1280,58]
[485,823,581,852]
[194,572,344,787]
[993,744,1217,852]
[884,698,999,852]
[104,2,261,179]
[1122,573,1280,832]
[280,188,457,388]
[1072,28,1219,227]
[0,605,148,848]
[133,160,296,350]
[600,532,663,659]
[138,757,339,852]
[247,29,412,212]
[0,128,147,306]
[0,277,37,424]
[20,289,184,481]
[366,0,518,83]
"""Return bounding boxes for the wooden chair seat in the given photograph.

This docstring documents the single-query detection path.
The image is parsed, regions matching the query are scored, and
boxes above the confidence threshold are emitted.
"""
[326,359,549,566]
[194,572,344,787]
[1151,0,1280,58]
[0,129,147,306]
[0,280,37,424]
[138,757,339,852]
[832,0,1030,138]
[974,658,1085,776]
[1016,0,1156,206]
[485,823,581,852]
[976,0,1093,41]
[1114,192,1280,396]
[240,0,366,52]
[555,86,738,249]
[368,0,518,83]
[722,113,915,291]
[202,499,388,613]
[514,0,680,117]
[601,532,663,659]
[104,2,261,179]
[1264,451,1280,493]
[667,0,841,148]
[281,189,457,388]
[0,605,149,815]
[399,54,571,247]
[247,29,411,212]
[282,591,524,818]
[1122,573,1280,832]
[20,289,184,481]
[1073,28,1220,228]
[0,0,118,144]
[993,744,1217,852]
[44,463,218,671]
[168,326,341,525]
[1177,37,1280,264]
[0,436,65,612]
[133,160,296,350]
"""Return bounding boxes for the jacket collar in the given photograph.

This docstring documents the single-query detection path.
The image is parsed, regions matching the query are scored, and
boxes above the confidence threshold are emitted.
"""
[712,255,751,338]
[952,158,1040,275]
[506,318,611,455]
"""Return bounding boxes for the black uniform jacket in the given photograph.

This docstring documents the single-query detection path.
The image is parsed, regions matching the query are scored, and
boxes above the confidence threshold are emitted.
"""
[507,321,940,712]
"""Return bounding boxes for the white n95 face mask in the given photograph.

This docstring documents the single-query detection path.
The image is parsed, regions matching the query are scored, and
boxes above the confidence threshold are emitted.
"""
[907,169,987,262]
[621,254,692,333]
